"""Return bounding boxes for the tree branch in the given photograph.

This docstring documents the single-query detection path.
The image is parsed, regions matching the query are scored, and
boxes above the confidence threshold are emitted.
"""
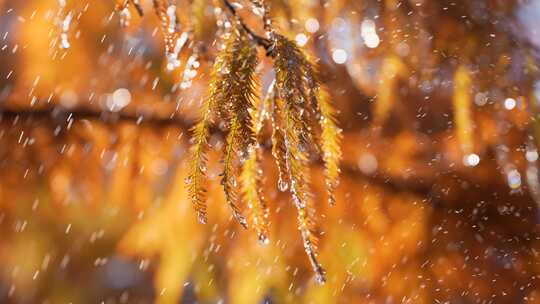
[0,106,433,198]
[0,107,192,128]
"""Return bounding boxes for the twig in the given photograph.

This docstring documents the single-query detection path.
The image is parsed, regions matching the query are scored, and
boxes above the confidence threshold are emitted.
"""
[130,0,144,16]
[0,107,193,129]
[249,0,273,34]
[117,0,144,17]
[221,0,272,51]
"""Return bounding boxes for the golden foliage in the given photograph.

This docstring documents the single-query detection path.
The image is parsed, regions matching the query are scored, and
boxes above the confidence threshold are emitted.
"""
[453,65,474,156]
[184,6,342,281]
[316,87,343,205]
[272,34,326,282]
[186,83,213,224]
[112,0,342,282]
[187,25,259,227]
[373,55,407,128]
[218,29,259,229]
[240,82,271,243]
[119,161,206,304]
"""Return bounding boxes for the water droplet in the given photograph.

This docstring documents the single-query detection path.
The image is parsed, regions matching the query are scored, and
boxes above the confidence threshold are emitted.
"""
[60,33,70,49]
[328,195,336,205]
[361,19,380,48]
[58,10,72,49]
[358,153,378,174]
[278,179,288,191]
[220,65,231,75]
[165,32,188,71]
[119,7,131,27]
[463,153,480,167]
[526,149,539,162]
[305,18,320,33]
[507,169,522,189]
[252,6,264,17]
[332,49,347,64]
[504,98,516,110]
[106,88,131,112]
[237,214,248,229]
[166,53,180,71]
[295,33,308,46]
[314,270,326,284]
[258,233,270,245]
[166,5,177,34]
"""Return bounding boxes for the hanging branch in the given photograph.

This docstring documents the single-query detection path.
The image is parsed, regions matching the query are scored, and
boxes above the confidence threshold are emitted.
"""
[112,0,342,284]
[218,28,259,229]
[272,34,329,283]
[186,24,259,227]
[240,81,273,244]
[200,0,341,283]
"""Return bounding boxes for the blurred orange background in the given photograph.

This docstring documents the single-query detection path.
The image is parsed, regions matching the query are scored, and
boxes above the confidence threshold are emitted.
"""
[0,0,539,303]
